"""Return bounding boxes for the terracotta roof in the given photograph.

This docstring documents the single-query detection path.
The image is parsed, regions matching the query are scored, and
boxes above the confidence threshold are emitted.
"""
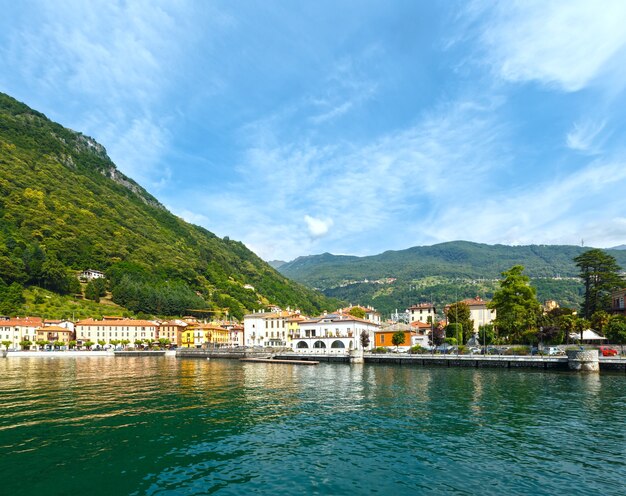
[36,326,72,332]
[408,303,435,310]
[410,321,432,329]
[0,317,44,327]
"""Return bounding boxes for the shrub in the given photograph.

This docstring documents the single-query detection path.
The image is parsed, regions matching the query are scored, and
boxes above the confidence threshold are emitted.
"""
[372,347,389,354]
[504,346,529,355]
[409,345,427,354]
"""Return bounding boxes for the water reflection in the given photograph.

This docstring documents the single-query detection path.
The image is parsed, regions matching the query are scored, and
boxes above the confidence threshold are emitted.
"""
[0,358,624,495]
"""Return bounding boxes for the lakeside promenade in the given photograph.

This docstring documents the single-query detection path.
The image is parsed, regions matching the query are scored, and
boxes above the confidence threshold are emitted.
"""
[4,348,625,371]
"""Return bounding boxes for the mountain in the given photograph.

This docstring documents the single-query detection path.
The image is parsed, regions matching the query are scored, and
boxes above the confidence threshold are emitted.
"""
[611,244,626,250]
[277,241,626,317]
[0,93,340,319]
[267,260,287,270]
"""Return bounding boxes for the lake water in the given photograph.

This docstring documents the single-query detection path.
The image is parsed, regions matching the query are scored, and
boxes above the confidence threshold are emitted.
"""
[0,357,624,495]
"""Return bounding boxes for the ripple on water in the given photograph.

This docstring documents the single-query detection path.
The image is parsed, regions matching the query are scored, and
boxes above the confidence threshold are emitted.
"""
[0,360,625,495]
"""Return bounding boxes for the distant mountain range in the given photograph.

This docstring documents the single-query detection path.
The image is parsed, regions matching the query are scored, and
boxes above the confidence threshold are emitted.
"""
[276,241,626,317]
[0,92,339,319]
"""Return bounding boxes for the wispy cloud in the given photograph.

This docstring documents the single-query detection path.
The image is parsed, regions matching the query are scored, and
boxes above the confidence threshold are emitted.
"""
[566,119,606,154]
[188,96,509,260]
[474,0,626,91]
[1,0,199,188]
[435,157,626,248]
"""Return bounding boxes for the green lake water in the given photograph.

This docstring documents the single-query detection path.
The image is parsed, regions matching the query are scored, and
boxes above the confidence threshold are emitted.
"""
[0,357,624,495]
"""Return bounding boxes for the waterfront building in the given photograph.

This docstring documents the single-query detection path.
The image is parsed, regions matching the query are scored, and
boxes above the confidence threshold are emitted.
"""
[35,325,74,346]
[75,318,158,346]
[0,317,43,349]
[292,313,379,352]
[243,309,303,347]
[225,323,244,347]
[374,322,426,351]
[158,319,188,347]
[338,305,382,324]
[446,297,496,333]
[287,314,307,346]
[407,303,437,324]
[182,323,230,348]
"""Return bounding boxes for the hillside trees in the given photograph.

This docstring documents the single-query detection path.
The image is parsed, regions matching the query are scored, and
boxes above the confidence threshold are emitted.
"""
[489,265,542,342]
[574,249,624,319]
[85,278,107,302]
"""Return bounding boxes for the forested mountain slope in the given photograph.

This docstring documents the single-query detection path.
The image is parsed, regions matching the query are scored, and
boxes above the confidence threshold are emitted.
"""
[0,93,339,319]
[278,241,626,317]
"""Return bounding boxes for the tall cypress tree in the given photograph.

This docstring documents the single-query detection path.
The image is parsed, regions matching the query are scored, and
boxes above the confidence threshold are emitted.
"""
[574,249,624,319]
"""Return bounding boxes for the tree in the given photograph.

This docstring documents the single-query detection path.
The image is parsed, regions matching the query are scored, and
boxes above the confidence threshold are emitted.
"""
[84,340,95,349]
[445,302,473,343]
[97,339,106,348]
[19,339,32,350]
[158,338,170,349]
[478,324,495,346]
[360,330,370,350]
[35,339,49,350]
[85,278,107,302]
[488,265,542,342]
[391,331,406,351]
[121,339,130,349]
[348,307,366,319]
[68,340,77,349]
[605,315,626,354]
[446,323,463,345]
[590,310,610,335]
[430,325,445,347]
[53,340,64,349]
[574,249,624,319]
[2,340,11,350]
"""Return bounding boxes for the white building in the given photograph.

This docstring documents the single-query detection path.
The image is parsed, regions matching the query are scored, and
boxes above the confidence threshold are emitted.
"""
[79,269,105,281]
[407,303,437,324]
[0,317,43,349]
[338,305,382,324]
[460,297,496,333]
[292,314,379,353]
[243,309,302,347]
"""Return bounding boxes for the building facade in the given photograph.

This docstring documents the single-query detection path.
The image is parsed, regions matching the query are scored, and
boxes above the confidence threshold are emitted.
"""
[292,314,379,352]
[75,319,158,346]
[407,303,437,324]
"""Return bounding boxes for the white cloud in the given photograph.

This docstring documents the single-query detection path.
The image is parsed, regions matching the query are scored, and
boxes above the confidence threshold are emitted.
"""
[433,157,626,248]
[476,0,626,91]
[304,215,333,238]
[175,96,510,260]
[566,119,606,153]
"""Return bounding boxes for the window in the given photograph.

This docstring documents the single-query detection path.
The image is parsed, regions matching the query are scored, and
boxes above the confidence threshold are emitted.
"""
[381,335,384,343]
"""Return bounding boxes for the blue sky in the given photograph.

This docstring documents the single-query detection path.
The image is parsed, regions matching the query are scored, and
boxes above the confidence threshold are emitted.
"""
[2,1,626,261]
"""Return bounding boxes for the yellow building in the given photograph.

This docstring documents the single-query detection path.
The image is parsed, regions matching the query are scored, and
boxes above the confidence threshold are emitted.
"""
[181,323,230,348]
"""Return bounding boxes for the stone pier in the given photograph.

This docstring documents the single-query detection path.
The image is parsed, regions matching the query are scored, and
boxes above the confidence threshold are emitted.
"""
[349,349,364,364]
[567,349,599,372]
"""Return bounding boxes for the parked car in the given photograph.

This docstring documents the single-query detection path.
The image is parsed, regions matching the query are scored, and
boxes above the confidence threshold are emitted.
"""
[469,347,481,354]
[546,347,563,356]
[598,346,618,357]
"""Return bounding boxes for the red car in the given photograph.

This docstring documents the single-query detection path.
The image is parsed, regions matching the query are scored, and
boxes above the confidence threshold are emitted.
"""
[599,346,618,357]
